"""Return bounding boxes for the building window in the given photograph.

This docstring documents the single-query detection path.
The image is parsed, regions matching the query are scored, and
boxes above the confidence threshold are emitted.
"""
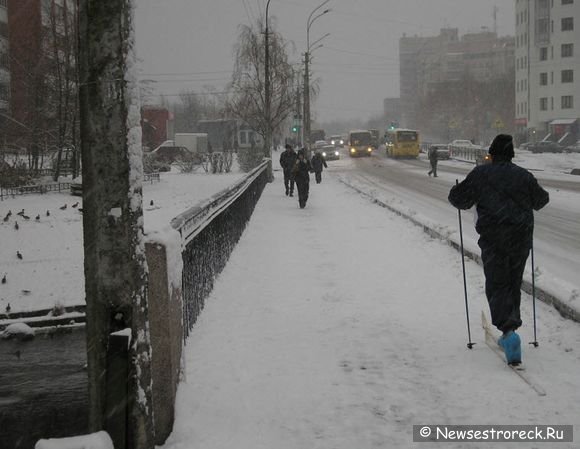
[561,96,573,109]
[562,43,574,57]
[540,98,548,110]
[562,17,574,31]
[562,0,573,4]
[540,73,548,85]
[0,0,7,7]
[0,52,8,69]
[540,47,548,60]
[562,69,573,83]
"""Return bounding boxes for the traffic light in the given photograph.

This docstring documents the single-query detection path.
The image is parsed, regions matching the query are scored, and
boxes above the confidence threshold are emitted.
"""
[291,125,300,133]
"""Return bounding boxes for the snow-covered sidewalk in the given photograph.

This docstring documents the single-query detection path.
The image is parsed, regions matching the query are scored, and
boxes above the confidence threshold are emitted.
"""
[163,173,580,449]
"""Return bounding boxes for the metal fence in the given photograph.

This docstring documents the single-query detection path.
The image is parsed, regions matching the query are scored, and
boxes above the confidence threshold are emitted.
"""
[172,160,269,338]
[448,145,488,164]
[0,182,72,200]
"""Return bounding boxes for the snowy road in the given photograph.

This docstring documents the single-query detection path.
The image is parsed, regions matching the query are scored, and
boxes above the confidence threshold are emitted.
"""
[164,172,580,449]
[332,151,580,294]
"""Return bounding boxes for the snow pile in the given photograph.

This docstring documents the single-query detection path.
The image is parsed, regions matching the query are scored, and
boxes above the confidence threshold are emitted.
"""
[1,322,35,340]
[35,431,114,449]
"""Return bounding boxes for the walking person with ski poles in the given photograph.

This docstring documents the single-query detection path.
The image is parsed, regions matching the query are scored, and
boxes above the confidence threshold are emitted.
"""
[448,134,549,366]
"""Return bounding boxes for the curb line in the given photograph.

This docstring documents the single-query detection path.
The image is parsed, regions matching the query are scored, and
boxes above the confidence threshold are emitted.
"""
[339,178,580,324]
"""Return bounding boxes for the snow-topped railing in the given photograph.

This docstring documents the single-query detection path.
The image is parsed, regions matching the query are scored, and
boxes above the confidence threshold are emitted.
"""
[141,160,269,444]
[171,160,269,245]
[172,160,269,338]
[449,145,487,164]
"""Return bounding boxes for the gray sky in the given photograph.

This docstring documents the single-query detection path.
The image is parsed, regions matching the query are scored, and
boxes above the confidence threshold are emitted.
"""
[135,0,514,123]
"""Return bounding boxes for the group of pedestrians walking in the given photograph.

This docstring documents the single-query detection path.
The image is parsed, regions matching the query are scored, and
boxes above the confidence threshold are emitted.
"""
[279,144,327,209]
[280,134,550,367]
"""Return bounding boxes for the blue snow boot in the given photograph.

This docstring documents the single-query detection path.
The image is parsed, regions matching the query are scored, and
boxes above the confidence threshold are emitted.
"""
[498,331,522,366]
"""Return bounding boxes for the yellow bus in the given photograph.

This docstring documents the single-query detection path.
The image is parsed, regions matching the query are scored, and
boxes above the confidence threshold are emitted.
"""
[385,128,420,158]
[348,130,373,157]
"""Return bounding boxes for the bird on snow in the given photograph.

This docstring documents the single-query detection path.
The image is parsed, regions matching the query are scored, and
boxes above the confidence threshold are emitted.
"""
[6,210,12,217]
[16,209,25,216]
[46,210,50,217]
[60,204,67,210]
[1,273,6,284]
[14,221,19,230]
[22,214,30,220]
[35,214,40,221]
[5,303,11,313]
[16,251,22,260]
[72,202,79,208]
[150,200,154,206]
[3,214,9,222]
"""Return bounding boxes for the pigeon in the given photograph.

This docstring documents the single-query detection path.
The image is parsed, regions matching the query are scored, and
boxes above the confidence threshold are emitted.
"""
[22,215,30,220]
[16,251,22,260]
[78,208,83,213]
[5,303,10,313]
[150,200,154,206]
[46,210,50,217]
[14,221,19,230]
[1,273,6,284]
[16,209,25,216]
[35,214,40,221]
[3,214,9,222]
[60,204,67,210]
[72,202,79,208]
[6,210,11,217]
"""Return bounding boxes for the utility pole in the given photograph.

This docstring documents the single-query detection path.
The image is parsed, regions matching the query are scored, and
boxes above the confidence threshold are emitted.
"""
[264,0,273,180]
[303,52,310,154]
[78,0,155,448]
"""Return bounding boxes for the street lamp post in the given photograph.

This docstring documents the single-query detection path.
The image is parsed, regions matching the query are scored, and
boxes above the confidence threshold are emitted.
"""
[264,0,273,180]
[304,1,330,155]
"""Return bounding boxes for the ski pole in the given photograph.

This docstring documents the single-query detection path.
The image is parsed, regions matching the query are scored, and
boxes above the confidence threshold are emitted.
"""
[529,239,539,347]
[456,180,475,349]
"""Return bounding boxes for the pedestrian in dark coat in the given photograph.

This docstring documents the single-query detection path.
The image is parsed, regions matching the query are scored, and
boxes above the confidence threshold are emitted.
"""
[311,151,328,184]
[427,146,438,177]
[448,134,549,365]
[279,144,298,196]
[292,149,312,208]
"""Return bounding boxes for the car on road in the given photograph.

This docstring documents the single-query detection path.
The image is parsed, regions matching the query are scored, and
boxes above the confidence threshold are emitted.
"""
[429,144,450,160]
[449,139,482,149]
[564,141,580,153]
[329,135,344,147]
[321,144,340,161]
[528,141,564,153]
[314,140,329,150]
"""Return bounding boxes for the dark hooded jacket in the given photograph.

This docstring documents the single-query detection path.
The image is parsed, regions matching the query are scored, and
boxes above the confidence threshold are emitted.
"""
[311,153,328,172]
[448,161,549,250]
[280,149,298,174]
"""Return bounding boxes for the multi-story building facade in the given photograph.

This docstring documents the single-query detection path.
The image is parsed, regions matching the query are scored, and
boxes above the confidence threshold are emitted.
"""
[400,28,515,132]
[0,0,9,114]
[2,0,76,145]
[515,0,580,144]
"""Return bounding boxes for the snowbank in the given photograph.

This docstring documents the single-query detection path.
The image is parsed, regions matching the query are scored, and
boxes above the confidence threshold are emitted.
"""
[35,431,114,449]
[1,322,35,340]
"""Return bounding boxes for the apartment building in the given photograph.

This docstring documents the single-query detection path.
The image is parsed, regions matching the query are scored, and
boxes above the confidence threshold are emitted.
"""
[400,28,514,130]
[2,0,76,143]
[515,0,580,143]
